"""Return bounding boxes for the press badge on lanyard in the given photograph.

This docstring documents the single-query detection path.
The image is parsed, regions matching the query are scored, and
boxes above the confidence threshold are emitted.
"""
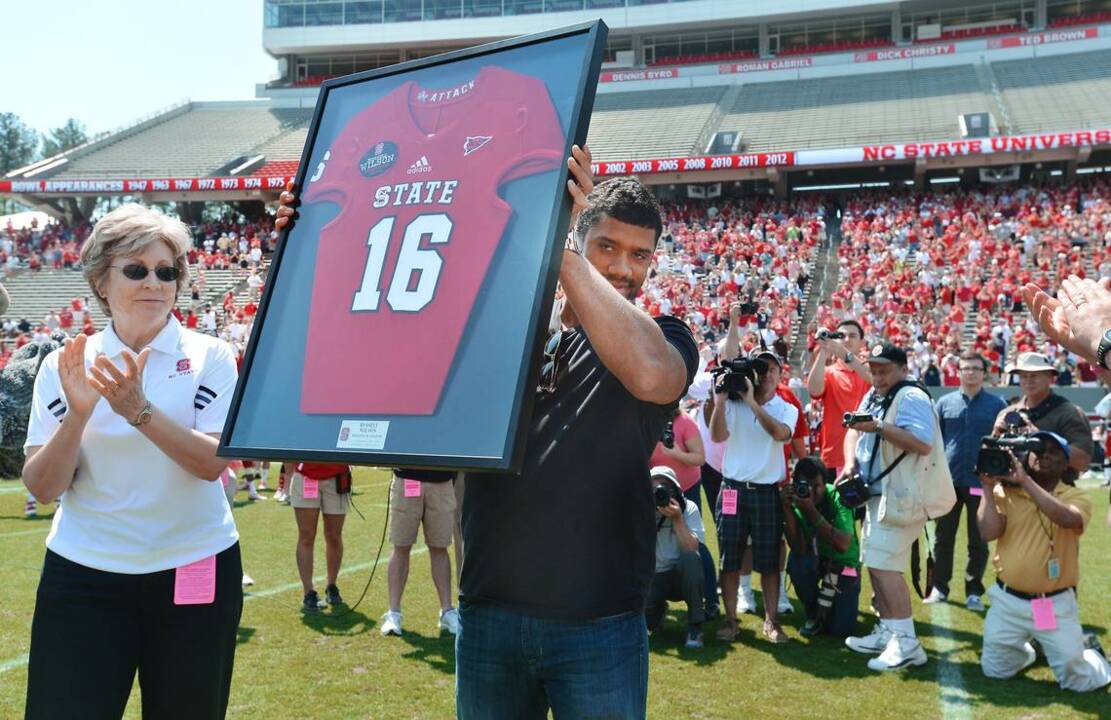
[174,554,217,605]
[1047,558,1060,580]
[721,487,738,515]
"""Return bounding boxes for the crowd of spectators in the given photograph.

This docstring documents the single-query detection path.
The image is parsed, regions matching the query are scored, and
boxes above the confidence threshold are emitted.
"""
[818,180,1110,387]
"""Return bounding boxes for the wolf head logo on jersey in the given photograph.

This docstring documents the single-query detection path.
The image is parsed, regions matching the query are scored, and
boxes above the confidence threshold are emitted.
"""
[359,141,398,178]
[463,136,493,156]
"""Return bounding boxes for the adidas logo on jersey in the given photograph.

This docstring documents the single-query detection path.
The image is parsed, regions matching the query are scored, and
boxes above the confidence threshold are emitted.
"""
[406,156,433,175]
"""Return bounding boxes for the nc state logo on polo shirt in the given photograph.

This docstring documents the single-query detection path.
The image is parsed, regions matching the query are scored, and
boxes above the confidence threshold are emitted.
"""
[170,357,194,379]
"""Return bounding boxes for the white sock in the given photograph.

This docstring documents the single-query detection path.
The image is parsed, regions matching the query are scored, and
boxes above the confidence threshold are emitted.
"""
[247,479,257,494]
[261,466,270,483]
[886,617,916,639]
[739,574,752,593]
[779,573,788,596]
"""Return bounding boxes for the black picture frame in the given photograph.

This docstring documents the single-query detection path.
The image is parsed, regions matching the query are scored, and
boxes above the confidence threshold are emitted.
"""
[218,19,608,472]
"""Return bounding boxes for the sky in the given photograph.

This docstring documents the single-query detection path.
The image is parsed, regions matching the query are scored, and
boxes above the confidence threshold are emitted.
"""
[1,1,276,140]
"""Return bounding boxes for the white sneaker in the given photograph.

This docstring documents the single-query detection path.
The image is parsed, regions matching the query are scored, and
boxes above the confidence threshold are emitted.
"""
[248,492,266,501]
[241,573,255,587]
[922,588,947,605]
[737,589,757,615]
[966,594,985,612]
[777,595,793,615]
[867,633,928,671]
[846,622,894,655]
[439,607,460,636]
[274,490,288,503]
[381,610,403,636]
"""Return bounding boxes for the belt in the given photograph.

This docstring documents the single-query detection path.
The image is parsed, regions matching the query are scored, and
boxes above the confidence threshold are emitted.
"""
[995,579,1073,601]
[724,479,778,491]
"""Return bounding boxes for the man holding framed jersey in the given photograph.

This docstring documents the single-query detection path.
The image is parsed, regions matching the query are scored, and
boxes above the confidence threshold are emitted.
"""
[279,146,697,719]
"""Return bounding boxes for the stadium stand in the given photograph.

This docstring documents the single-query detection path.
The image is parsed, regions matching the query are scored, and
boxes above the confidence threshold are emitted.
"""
[48,105,310,180]
[992,49,1111,134]
[586,87,726,160]
[718,66,993,151]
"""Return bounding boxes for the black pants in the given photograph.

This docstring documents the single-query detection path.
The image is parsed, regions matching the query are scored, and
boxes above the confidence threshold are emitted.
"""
[26,543,243,720]
[932,487,988,598]
[645,550,705,631]
[698,463,723,512]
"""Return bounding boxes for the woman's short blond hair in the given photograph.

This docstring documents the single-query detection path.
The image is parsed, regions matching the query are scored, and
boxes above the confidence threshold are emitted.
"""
[80,204,192,317]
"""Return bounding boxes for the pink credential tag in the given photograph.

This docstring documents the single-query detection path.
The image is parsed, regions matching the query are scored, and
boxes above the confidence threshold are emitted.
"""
[721,487,738,516]
[403,479,422,498]
[174,554,216,605]
[303,477,319,499]
[841,566,859,578]
[969,487,984,497]
[1031,597,1057,631]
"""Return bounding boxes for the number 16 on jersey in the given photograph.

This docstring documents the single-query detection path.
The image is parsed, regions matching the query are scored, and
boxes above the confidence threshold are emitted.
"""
[352,213,453,313]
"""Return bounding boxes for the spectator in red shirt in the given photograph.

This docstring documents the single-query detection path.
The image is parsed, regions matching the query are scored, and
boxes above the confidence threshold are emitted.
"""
[806,320,872,474]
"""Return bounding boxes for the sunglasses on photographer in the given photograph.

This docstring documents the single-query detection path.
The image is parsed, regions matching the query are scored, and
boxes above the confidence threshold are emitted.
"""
[537,329,564,395]
[113,263,181,283]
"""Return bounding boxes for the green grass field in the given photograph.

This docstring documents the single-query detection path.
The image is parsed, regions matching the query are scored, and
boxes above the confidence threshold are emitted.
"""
[1,468,1109,719]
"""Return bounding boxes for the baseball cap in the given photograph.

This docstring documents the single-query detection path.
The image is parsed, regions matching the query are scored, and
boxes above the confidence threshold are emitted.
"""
[1004,352,1056,374]
[753,349,782,369]
[1031,431,1071,460]
[650,466,681,490]
[867,342,908,366]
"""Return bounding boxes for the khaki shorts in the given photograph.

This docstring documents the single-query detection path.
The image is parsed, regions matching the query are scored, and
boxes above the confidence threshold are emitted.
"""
[389,476,455,548]
[860,495,924,572]
[290,471,350,515]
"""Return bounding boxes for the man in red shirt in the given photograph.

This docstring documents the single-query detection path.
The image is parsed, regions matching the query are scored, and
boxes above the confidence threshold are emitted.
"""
[806,320,872,475]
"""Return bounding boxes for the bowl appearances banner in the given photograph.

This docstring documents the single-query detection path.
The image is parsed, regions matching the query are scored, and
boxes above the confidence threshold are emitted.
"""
[220,21,608,471]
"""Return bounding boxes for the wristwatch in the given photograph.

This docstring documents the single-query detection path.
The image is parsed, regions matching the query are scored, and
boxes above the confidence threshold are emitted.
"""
[874,418,885,436]
[130,400,153,427]
[1097,329,1111,370]
[844,351,857,365]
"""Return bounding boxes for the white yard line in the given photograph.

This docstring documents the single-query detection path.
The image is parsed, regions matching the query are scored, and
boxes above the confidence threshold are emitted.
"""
[928,600,973,720]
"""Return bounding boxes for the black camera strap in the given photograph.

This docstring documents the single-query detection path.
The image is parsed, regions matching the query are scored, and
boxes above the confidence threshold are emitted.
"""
[862,380,926,493]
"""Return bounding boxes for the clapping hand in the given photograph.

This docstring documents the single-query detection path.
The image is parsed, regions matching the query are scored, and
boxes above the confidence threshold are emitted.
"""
[1022,276,1111,365]
[57,335,99,418]
[87,349,151,423]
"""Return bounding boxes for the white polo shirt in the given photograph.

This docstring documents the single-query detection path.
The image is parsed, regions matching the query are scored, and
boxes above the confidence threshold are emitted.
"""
[25,316,239,574]
[721,394,797,484]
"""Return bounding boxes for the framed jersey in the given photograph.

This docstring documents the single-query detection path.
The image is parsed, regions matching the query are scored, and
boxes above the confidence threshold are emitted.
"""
[219,20,607,472]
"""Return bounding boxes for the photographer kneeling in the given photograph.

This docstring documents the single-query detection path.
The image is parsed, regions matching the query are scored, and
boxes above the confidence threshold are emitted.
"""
[782,457,861,637]
[645,467,707,649]
[977,432,1111,691]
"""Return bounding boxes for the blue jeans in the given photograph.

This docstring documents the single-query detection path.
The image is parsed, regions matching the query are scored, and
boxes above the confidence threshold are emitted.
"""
[456,603,648,720]
[683,483,719,611]
[786,552,860,637]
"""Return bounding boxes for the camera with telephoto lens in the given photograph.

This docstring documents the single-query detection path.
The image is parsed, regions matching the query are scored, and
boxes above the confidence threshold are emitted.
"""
[712,356,768,400]
[792,456,837,501]
[661,420,675,449]
[739,301,759,315]
[974,435,1046,477]
[653,483,673,509]
[817,329,845,341]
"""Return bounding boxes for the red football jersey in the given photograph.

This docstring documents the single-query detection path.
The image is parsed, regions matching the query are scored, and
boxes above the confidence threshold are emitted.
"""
[301,65,565,415]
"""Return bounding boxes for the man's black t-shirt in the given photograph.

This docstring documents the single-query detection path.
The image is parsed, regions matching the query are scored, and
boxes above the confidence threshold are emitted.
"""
[460,315,698,621]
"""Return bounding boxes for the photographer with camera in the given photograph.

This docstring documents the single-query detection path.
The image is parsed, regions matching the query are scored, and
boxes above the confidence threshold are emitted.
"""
[782,457,861,637]
[650,405,720,620]
[842,343,949,672]
[645,467,707,649]
[710,350,797,644]
[994,353,1092,484]
[976,432,1111,691]
[806,320,872,474]
[928,352,1007,611]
